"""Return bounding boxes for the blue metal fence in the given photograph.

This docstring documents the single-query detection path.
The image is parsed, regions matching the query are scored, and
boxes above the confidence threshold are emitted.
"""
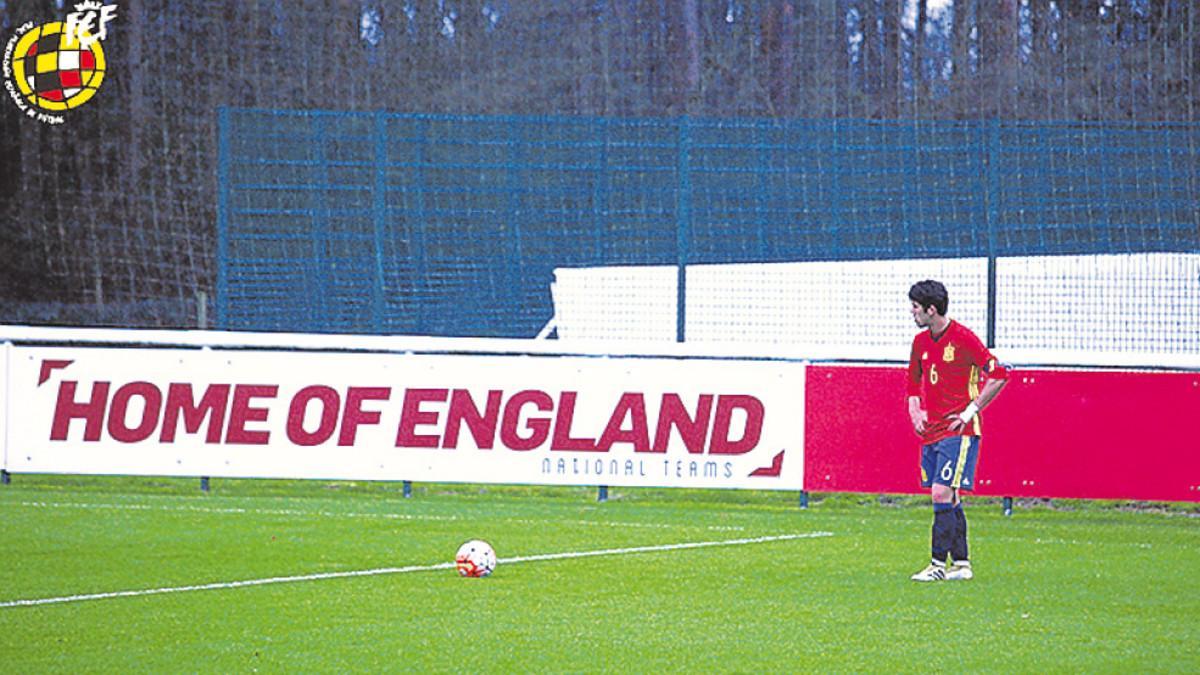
[217,108,1199,337]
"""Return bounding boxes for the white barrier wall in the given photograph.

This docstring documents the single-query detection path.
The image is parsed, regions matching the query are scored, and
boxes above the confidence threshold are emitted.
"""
[551,253,1200,368]
[995,253,1200,355]
[549,259,986,357]
[1,343,9,474]
[3,343,805,490]
[551,266,678,342]
[686,258,987,358]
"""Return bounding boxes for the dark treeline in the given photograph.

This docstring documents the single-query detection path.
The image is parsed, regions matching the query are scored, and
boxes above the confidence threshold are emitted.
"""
[0,0,1196,325]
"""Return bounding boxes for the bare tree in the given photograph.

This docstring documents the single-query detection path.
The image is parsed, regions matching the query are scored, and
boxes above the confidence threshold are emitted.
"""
[911,0,929,111]
[880,0,903,116]
[977,0,1020,117]
[947,0,975,116]
[2,0,1198,326]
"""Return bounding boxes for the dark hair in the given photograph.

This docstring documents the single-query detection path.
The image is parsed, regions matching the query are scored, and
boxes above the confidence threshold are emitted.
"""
[909,279,948,316]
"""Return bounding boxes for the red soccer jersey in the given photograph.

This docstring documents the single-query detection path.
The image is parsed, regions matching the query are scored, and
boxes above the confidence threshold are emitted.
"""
[907,320,1008,443]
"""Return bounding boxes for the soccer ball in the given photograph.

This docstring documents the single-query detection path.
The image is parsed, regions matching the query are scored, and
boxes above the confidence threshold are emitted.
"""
[455,539,497,577]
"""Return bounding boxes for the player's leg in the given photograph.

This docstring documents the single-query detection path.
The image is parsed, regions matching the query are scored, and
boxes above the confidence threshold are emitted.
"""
[930,483,956,565]
[912,440,955,582]
[945,501,973,580]
[949,485,968,563]
[946,437,981,581]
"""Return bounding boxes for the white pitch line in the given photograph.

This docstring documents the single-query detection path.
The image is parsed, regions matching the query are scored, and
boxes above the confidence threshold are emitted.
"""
[0,563,456,609]
[8,500,747,532]
[0,531,832,609]
[499,532,833,564]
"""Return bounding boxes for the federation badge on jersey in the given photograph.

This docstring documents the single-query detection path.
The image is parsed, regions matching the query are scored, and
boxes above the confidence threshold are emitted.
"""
[943,344,956,362]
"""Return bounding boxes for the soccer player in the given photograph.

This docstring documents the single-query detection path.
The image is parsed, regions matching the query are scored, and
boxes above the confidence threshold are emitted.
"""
[906,280,1008,582]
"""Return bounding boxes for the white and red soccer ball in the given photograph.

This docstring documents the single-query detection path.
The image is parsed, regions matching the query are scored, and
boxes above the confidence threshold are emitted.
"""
[455,540,496,577]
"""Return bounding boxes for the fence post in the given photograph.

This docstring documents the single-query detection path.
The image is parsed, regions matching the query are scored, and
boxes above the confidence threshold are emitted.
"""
[371,112,389,332]
[985,118,1001,347]
[504,118,528,332]
[311,114,330,330]
[196,291,208,329]
[829,119,845,258]
[754,120,769,259]
[591,116,611,263]
[676,116,692,343]
[412,117,430,333]
[215,107,230,330]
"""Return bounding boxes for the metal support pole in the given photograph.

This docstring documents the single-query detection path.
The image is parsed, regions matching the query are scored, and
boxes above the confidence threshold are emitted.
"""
[371,112,388,333]
[675,117,692,344]
[597,485,608,503]
[197,290,208,330]
[402,480,412,498]
[798,490,809,509]
[215,108,230,329]
[1003,496,1013,517]
[985,118,1001,348]
[200,476,210,492]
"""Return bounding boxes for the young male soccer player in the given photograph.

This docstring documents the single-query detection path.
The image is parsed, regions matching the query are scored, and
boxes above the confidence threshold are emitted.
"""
[906,280,1008,582]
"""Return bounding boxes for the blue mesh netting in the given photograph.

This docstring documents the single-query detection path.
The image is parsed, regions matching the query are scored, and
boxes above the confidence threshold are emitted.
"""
[217,108,1199,337]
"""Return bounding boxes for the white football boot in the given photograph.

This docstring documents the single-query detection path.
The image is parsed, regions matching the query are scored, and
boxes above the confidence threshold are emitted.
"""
[945,562,973,580]
[910,562,947,582]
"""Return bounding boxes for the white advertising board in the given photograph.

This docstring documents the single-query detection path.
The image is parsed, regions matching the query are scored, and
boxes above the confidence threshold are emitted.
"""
[1,343,9,474]
[4,346,805,490]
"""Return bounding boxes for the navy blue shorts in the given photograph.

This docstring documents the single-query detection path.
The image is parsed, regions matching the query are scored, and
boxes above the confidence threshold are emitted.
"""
[920,436,980,490]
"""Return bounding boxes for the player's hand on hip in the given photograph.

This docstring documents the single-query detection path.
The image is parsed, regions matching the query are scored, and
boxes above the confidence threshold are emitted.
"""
[945,409,967,432]
[945,401,978,433]
[910,409,928,434]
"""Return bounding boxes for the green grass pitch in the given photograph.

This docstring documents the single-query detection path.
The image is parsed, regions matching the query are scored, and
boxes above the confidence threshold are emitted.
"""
[0,477,1197,672]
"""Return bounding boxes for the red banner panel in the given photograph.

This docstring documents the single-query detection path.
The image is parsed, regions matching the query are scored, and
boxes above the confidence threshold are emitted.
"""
[804,365,1200,502]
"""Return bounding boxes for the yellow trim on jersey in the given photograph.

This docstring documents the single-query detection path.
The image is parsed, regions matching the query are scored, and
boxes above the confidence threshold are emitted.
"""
[951,436,971,488]
[968,364,981,435]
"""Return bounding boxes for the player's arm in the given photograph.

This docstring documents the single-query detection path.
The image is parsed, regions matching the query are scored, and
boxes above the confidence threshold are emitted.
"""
[947,341,1010,431]
[906,344,927,434]
[974,375,1008,411]
[908,396,927,434]
[948,376,1008,432]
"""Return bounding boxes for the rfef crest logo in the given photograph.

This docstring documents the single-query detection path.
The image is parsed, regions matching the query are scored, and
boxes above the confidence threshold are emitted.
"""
[2,1,118,125]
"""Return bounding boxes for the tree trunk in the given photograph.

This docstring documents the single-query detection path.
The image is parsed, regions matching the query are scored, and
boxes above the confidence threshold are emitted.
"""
[912,0,928,112]
[682,0,701,112]
[949,0,973,116]
[881,0,902,117]
[978,0,1020,116]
